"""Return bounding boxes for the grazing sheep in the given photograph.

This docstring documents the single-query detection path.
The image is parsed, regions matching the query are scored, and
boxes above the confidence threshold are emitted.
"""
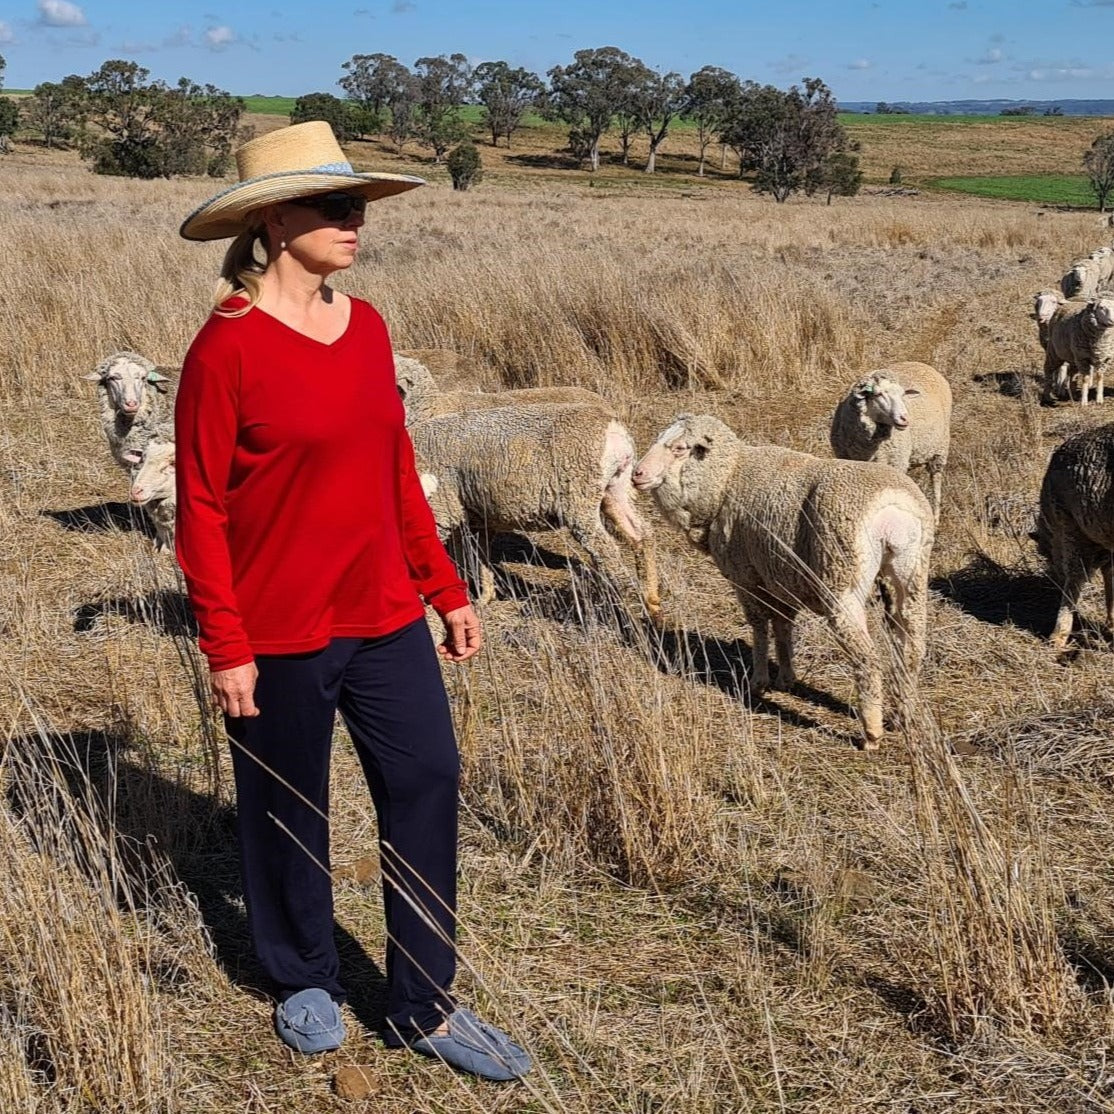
[128,439,176,552]
[633,414,934,749]
[1042,293,1114,406]
[1090,246,1114,286]
[1061,256,1103,302]
[1033,289,1065,350]
[395,355,610,425]
[1034,422,1114,648]
[408,403,660,621]
[829,361,952,526]
[85,351,173,471]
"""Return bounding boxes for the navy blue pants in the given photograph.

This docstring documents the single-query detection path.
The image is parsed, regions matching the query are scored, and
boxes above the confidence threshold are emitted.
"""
[224,619,459,1043]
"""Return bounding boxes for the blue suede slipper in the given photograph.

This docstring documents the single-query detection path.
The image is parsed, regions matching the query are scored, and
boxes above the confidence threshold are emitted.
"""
[274,988,346,1054]
[409,1008,532,1081]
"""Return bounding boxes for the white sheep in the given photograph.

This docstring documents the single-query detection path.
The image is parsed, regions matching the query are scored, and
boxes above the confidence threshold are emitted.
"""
[1061,256,1103,303]
[1032,289,1065,351]
[395,355,610,425]
[829,361,952,526]
[85,351,173,471]
[128,439,176,553]
[408,403,660,622]
[1042,293,1114,406]
[633,414,934,749]
[1033,422,1114,648]
[1090,246,1114,286]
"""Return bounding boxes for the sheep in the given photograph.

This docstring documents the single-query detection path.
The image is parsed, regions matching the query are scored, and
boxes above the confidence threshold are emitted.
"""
[633,414,934,749]
[408,403,660,622]
[1032,289,1065,350]
[1042,293,1114,406]
[395,355,610,425]
[1033,422,1114,649]
[128,439,176,552]
[1061,256,1103,302]
[829,361,952,526]
[85,351,173,471]
[1090,246,1114,287]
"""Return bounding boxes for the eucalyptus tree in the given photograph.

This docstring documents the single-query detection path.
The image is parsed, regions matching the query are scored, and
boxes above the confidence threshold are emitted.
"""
[547,46,643,172]
[685,65,741,176]
[473,61,544,148]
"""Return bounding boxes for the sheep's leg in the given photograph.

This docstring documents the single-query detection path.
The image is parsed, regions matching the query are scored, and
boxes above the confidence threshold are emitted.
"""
[569,519,643,612]
[929,466,943,527]
[1049,551,1093,649]
[771,614,796,689]
[739,597,772,694]
[1043,354,1068,404]
[1098,360,1107,405]
[601,490,661,624]
[1104,560,1114,637]
[827,591,884,750]
[880,561,928,728]
[1081,363,1094,407]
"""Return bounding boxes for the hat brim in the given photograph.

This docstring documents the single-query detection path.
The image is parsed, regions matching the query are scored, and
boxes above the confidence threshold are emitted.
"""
[180,169,426,241]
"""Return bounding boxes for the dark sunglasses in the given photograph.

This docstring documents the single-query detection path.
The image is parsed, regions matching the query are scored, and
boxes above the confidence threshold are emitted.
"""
[288,192,368,222]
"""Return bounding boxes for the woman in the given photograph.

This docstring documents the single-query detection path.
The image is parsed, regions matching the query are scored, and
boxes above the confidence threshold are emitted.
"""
[174,121,531,1082]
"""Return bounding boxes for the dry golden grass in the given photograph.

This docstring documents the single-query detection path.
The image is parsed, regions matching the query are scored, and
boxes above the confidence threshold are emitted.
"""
[5,127,1114,1111]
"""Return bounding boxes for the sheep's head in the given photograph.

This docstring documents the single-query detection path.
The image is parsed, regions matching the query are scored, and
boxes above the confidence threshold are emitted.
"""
[1033,290,1064,324]
[1063,264,1090,297]
[129,440,176,506]
[1090,294,1114,329]
[852,373,917,430]
[633,414,738,538]
[86,351,168,415]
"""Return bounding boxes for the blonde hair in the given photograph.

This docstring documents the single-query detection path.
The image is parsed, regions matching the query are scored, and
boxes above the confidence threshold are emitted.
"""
[212,225,268,316]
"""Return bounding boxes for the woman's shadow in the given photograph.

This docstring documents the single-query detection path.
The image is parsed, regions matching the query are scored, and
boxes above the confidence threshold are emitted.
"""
[2,725,392,1034]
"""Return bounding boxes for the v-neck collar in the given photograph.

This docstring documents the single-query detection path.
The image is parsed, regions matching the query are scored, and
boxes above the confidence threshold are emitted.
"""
[250,296,356,349]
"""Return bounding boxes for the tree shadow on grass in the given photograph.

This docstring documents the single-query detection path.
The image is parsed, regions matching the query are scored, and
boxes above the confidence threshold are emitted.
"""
[42,501,155,539]
[1,726,391,1033]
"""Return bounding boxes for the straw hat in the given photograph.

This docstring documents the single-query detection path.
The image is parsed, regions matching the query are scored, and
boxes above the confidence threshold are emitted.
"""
[179,120,425,241]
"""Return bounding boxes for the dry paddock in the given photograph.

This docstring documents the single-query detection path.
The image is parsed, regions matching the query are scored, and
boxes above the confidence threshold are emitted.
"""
[3,141,1114,1112]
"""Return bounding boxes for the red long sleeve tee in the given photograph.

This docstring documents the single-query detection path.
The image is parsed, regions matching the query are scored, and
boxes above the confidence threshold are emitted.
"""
[174,295,469,672]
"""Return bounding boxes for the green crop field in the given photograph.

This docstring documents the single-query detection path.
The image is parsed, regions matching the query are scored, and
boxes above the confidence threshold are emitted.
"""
[932,173,1097,206]
[241,95,297,115]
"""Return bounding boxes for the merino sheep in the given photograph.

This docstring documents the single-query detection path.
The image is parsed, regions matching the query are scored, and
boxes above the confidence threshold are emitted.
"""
[1033,289,1065,350]
[1034,422,1114,648]
[829,361,952,526]
[128,439,176,552]
[408,403,660,621]
[633,414,934,749]
[1061,256,1103,303]
[86,351,173,471]
[1091,246,1114,286]
[1042,293,1114,405]
[395,355,610,425]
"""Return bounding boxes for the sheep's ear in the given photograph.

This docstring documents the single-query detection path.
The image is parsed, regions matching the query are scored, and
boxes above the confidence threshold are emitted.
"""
[147,370,170,383]
[121,448,143,465]
[84,372,103,381]
[855,379,875,398]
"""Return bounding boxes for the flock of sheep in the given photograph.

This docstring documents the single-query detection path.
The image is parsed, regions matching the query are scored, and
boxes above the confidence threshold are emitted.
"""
[86,303,1114,748]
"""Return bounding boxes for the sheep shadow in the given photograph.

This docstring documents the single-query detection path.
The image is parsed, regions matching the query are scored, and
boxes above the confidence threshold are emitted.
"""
[650,626,841,735]
[42,501,154,539]
[930,553,1059,639]
[74,588,197,638]
[1,726,391,1031]
[971,369,1028,398]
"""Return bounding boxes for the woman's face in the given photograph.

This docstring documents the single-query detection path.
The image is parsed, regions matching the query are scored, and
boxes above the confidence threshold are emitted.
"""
[263,192,367,276]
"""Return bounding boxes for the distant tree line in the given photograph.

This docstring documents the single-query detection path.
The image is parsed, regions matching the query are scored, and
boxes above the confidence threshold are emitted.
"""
[5,45,861,202]
[4,58,244,178]
[288,46,860,202]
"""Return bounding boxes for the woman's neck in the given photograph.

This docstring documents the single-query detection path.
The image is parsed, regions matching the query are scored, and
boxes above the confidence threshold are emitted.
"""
[259,256,332,315]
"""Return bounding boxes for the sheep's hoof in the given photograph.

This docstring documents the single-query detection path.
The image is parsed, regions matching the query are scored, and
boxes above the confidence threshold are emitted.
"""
[859,732,883,753]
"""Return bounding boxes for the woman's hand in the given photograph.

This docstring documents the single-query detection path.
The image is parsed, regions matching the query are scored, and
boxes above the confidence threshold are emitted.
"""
[438,605,482,663]
[211,662,260,717]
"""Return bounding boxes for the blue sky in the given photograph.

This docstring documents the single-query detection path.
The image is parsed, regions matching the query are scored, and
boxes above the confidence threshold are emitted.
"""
[5,0,1114,101]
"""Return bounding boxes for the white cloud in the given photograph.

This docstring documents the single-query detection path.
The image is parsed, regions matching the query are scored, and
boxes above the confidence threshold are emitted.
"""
[0,20,13,42]
[976,48,1003,64]
[164,25,193,47]
[848,58,872,70]
[203,24,237,49]
[37,0,87,27]
[1027,65,1097,81]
